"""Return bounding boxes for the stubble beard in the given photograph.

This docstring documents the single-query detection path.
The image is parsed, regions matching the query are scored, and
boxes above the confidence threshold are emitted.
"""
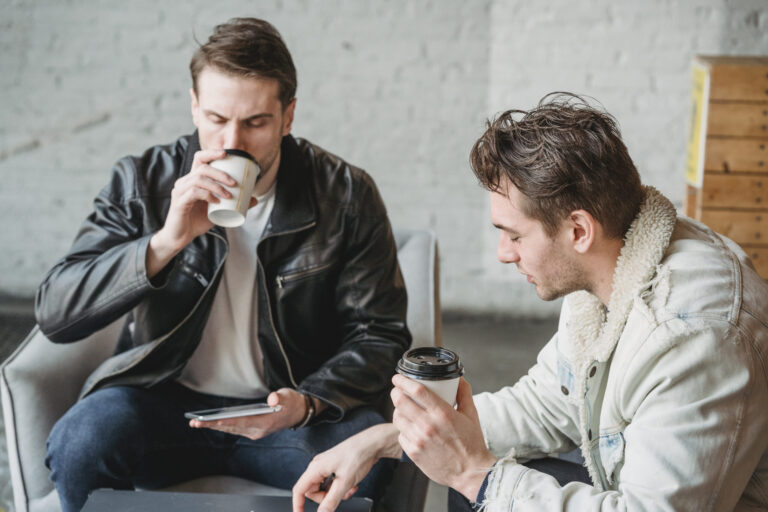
[535,250,590,302]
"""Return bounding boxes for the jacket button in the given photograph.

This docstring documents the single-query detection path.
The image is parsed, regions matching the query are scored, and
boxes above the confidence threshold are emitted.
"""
[588,429,592,440]
[589,366,597,377]
[561,386,569,396]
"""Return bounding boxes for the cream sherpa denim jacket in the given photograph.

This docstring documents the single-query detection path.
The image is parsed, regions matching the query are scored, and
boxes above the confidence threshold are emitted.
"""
[474,188,768,511]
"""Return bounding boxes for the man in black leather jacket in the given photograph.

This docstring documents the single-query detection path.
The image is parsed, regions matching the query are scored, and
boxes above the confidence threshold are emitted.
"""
[36,18,410,512]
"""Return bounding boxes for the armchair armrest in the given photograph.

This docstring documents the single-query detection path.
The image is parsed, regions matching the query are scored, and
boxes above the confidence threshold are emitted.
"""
[2,322,121,512]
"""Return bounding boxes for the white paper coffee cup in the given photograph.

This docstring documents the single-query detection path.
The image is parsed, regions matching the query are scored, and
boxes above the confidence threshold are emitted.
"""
[207,149,261,227]
[396,347,464,406]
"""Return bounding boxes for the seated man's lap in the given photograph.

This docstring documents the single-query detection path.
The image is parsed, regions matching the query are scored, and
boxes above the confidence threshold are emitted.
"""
[47,383,230,491]
[48,382,391,494]
[226,406,394,495]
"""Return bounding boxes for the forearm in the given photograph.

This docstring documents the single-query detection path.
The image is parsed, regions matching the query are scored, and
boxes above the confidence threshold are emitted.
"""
[370,423,403,460]
[36,235,155,342]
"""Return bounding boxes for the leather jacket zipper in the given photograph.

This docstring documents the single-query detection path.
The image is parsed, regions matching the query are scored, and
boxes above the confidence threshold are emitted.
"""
[257,221,317,388]
[180,262,210,287]
[192,272,208,287]
[276,261,334,289]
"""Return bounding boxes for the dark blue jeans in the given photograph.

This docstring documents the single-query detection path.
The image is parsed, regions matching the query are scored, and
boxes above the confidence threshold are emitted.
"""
[447,457,592,511]
[46,382,394,512]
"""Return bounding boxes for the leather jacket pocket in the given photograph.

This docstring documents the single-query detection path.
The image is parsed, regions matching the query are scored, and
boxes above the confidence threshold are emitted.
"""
[134,252,209,343]
[276,261,335,289]
[178,261,210,287]
[273,261,339,360]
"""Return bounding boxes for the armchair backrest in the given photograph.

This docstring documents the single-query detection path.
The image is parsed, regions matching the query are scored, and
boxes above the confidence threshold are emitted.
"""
[393,229,441,348]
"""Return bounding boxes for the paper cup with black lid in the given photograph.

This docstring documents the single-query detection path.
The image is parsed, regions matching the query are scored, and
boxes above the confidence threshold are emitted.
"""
[396,347,464,406]
[207,149,261,228]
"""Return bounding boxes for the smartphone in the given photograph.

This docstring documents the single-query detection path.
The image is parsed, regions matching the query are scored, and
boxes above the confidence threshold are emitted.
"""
[184,403,282,421]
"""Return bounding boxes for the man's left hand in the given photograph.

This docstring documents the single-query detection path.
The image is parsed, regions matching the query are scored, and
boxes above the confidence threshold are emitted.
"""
[391,375,497,501]
[189,387,308,440]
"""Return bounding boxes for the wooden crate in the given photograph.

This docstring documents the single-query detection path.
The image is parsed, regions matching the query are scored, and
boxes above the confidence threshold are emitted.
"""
[684,56,768,280]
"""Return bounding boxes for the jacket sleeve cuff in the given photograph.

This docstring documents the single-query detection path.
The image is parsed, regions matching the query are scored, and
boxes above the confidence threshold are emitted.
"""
[478,456,527,512]
[472,469,492,510]
[137,233,175,290]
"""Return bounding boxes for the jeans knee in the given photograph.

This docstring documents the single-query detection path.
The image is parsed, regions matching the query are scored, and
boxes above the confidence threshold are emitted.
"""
[46,389,144,475]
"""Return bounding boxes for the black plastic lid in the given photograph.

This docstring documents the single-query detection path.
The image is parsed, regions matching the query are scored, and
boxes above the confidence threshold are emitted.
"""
[396,347,464,380]
[224,149,257,163]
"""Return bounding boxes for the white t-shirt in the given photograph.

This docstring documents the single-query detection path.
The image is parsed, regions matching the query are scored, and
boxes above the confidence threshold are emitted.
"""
[178,183,277,398]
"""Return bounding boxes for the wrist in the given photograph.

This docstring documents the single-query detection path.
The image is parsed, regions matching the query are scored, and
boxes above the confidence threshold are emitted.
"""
[291,392,315,430]
[373,423,403,460]
[453,453,498,501]
[147,231,184,279]
[151,228,188,255]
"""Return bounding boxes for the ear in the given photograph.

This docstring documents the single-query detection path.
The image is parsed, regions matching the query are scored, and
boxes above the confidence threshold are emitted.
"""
[281,98,297,136]
[190,88,200,129]
[567,209,597,254]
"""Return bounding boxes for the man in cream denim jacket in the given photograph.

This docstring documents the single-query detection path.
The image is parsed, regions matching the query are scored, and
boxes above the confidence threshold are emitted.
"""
[292,93,768,512]
[472,188,768,511]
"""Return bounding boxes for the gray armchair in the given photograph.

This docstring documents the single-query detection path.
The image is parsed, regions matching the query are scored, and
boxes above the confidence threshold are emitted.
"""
[1,228,440,512]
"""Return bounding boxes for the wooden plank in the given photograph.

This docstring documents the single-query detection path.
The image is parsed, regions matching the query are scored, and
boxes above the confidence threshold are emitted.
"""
[704,138,768,173]
[709,64,768,102]
[694,56,768,102]
[684,184,699,218]
[707,102,768,138]
[742,246,768,280]
[699,209,768,245]
[700,173,768,208]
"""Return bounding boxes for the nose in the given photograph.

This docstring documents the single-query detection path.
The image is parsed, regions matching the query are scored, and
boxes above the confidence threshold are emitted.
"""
[222,123,245,150]
[497,232,520,264]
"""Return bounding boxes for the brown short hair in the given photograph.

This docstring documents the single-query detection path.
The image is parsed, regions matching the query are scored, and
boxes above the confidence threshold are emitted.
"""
[190,18,297,107]
[470,93,644,239]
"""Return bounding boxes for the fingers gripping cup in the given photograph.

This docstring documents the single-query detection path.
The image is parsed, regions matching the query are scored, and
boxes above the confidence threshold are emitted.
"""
[396,347,464,406]
[207,149,261,228]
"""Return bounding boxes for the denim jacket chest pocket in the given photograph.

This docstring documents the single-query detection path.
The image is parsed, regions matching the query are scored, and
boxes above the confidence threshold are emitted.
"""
[557,357,577,400]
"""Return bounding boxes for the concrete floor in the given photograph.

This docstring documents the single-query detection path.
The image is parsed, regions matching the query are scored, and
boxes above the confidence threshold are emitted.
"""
[0,303,556,512]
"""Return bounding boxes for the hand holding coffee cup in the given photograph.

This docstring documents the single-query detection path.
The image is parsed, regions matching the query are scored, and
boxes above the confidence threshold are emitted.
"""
[396,347,464,406]
[207,149,262,227]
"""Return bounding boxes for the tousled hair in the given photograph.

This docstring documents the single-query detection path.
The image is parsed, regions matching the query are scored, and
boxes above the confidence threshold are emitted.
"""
[470,92,644,239]
[190,18,296,107]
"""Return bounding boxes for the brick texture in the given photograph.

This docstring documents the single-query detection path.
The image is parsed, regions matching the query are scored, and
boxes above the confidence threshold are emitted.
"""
[1,0,767,317]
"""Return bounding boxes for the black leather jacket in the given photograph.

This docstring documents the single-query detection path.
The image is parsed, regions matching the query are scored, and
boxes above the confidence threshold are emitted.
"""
[35,133,411,422]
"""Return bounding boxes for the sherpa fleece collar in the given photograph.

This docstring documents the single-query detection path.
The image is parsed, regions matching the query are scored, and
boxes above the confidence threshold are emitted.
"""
[561,186,677,366]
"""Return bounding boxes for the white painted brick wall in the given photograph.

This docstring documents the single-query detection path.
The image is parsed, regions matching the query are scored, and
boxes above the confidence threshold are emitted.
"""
[1,1,767,318]
[477,0,768,317]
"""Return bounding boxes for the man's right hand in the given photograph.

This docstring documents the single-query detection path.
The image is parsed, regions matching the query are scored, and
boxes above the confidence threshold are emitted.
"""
[292,423,402,512]
[147,149,248,278]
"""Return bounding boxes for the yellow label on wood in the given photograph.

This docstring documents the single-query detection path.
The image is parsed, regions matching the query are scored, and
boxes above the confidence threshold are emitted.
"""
[686,63,710,187]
